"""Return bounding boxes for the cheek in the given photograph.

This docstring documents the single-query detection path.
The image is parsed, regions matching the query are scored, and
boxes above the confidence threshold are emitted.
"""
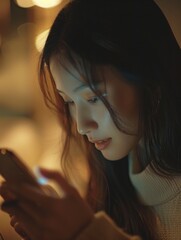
[106,135,139,160]
[115,88,139,116]
[109,85,140,129]
[69,102,109,122]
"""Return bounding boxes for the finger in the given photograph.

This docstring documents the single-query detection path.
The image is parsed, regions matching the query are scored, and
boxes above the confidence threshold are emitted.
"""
[39,168,74,194]
[0,183,17,201]
[13,222,29,239]
[2,198,46,228]
[18,200,46,225]
[10,215,19,227]
[14,221,37,240]
[2,201,40,240]
[1,183,65,226]
[41,184,59,197]
[1,200,19,215]
[3,184,49,206]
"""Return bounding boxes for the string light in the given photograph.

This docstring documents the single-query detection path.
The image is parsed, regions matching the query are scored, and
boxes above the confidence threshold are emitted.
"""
[17,23,35,37]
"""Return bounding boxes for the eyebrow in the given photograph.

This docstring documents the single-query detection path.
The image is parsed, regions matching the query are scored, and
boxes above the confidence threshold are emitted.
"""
[57,82,101,94]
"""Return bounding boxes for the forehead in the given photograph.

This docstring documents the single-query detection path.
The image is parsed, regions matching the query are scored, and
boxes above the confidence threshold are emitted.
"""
[50,55,86,91]
[50,55,82,80]
[50,54,136,95]
[50,55,108,95]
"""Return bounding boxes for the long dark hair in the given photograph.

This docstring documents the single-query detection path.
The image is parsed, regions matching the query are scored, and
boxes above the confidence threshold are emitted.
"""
[39,0,181,239]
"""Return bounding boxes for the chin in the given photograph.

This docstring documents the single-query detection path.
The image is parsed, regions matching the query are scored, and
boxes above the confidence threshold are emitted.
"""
[101,151,128,161]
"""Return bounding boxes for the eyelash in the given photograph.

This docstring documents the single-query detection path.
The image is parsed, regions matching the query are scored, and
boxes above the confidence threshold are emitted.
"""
[65,93,107,105]
[88,96,100,104]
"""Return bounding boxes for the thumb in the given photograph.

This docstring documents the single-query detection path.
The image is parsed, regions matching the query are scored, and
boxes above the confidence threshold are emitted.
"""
[38,167,72,195]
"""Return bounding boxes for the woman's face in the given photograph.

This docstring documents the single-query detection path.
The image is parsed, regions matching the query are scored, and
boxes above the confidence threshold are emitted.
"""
[50,56,140,160]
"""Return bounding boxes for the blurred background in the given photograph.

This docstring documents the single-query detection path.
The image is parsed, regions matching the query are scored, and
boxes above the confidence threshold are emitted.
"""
[0,0,180,239]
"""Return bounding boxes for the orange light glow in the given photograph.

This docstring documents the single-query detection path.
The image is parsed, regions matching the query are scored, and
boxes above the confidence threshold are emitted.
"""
[35,29,49,52]
[15,0,35,8]
[33,0,62,9]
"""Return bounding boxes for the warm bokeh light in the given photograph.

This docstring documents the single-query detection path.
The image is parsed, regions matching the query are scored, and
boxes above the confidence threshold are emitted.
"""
[15,0,35,8]
[35,29,49,52]
[17,23,35,38]
[33,0,62,9]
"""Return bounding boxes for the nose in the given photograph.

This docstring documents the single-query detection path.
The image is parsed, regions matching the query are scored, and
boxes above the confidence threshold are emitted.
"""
[76,105,98,135]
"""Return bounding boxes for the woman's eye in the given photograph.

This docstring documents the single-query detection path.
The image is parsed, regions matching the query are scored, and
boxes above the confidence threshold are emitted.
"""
[88,96,100,104]
[87,93,107,104]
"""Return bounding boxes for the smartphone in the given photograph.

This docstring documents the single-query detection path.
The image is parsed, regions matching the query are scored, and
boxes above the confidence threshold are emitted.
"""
[0,149,40,188]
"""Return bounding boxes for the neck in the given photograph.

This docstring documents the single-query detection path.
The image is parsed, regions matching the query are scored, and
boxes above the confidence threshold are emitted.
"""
[129,143,148,173]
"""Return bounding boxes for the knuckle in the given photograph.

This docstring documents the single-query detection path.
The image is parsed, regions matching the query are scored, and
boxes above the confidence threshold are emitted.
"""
[10,216,17,227]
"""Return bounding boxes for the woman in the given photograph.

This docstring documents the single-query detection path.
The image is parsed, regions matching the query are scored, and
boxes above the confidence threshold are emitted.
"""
[1,0,181,239]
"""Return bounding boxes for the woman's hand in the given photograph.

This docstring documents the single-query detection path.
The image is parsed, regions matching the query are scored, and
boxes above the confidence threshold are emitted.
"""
[0,168,94,240]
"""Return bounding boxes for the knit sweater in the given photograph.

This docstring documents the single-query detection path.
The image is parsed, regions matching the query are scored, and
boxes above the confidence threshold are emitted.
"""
[76,161,181,240]
[129,160,181,240]
[75,211,141,240]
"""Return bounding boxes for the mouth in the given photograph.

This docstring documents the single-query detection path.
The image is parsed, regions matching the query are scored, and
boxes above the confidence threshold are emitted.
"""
[92,138,112,151]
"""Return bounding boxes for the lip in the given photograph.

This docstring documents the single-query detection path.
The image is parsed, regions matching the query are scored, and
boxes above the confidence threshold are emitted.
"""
[91,138,112,151]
